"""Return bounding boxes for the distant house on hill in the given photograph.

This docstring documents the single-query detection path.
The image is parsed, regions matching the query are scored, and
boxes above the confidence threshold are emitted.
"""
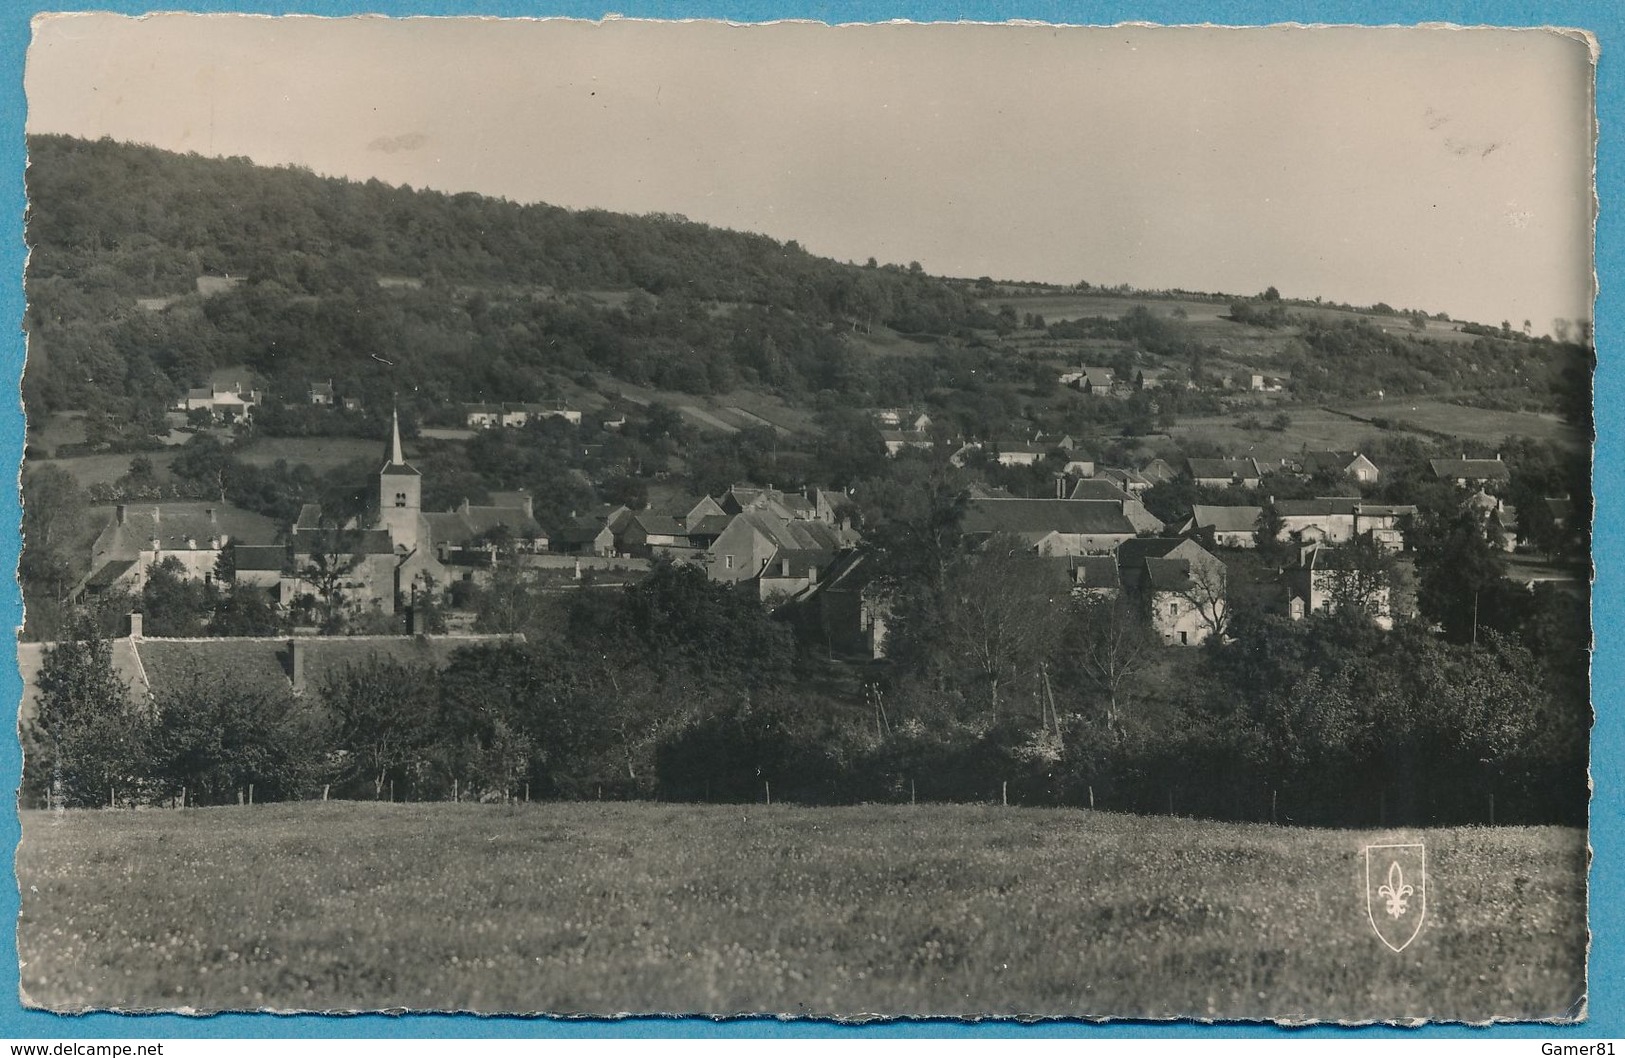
[463,402,582,429]
[1186,457,1264,489]
[176,382,260,423]
[1077,367,1119,396]
[880,429,934,457]
[309,380,335,406]
[1430,455,1512,490]
[961,498,1137,556]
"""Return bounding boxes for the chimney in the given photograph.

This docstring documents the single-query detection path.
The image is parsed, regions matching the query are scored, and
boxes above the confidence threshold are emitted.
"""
[127,611,143,639]
[115,504,127,525]
[781,557,791,577]
[410,606,427,636]
[207,507,218,525]
[289,639,306,693]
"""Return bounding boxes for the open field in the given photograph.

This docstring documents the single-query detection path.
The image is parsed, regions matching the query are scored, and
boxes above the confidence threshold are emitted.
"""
[31,450,182,488]
[235,436,387,471]
[1169,407,1424,463]
[18,802,1586,1020]
[1336,400,1580,448]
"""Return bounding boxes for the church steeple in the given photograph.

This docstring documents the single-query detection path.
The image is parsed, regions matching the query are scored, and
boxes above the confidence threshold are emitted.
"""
[378,405,421,552]
[390,406,405,467]
[382,405,416,473]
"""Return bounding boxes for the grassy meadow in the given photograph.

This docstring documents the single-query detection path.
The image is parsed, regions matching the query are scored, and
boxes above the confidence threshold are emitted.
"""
[17,802,1586,1021]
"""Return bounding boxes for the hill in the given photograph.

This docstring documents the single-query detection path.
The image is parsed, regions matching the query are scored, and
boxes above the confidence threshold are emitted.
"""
[23,134,983,426]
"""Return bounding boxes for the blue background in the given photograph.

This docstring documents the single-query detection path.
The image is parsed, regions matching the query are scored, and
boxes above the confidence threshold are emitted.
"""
[0,0,1614,1041]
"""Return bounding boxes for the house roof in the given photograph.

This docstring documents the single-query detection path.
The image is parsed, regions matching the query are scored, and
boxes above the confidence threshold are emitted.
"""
[687,514,734,539]
[1186,457,1262,480]
[629,512,689,538]
[1430,458,1511,481]
[95,502,280,555]
[1144,557,1195,592]
[1546,497,1575,521]
[1355,503,1417,518]
[554,521,615,546]
[733,510,845,553]
[294,504,325,531]
[1116,536,1194,566]
[310,381,334,397]
[962,498,1137,538]
[1190,504,1263,534]
[1069,479,1134,502]
[1049,554,1121,590]
[17,638,150,723]
[820,550,882,593]
[1275,497,1360,518]
[464,403,502,415]
[82,558,138,591]
[760,548,830,580]
[233,544,288,572]
[1300,450,1372,475]
[120,633,523,706]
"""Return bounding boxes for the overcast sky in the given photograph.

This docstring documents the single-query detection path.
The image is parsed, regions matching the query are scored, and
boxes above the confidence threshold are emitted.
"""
[24,14,1596,331]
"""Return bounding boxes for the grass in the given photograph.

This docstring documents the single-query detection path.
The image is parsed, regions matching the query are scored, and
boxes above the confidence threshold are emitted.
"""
[235,436,387,471]
[1335,400,1580,448]
[17,803,1586,1021]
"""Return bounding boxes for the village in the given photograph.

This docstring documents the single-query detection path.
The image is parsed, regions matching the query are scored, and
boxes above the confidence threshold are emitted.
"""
[34,375,1584,707]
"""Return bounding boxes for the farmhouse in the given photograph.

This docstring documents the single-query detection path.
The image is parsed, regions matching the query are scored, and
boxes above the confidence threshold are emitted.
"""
[706,510,846,585]
[1185,457,1264,489]
[80,502,281,597]
[1430,455,1512,489]
[961,498,1137,556]
[880,429,934,457]
[309,381,335,406]
[1182,504,1262,549]
[1299,450,1380,484]
[1068,478,1165,534]
[800,550,892,660]
[176,381,260,423]
[1284,542,1394,630]
[1273,497,1360,545]
[1076,367,1119,396]
[1353,503,1417,552]
[463,402,582,429]
[1117,537,1227,647]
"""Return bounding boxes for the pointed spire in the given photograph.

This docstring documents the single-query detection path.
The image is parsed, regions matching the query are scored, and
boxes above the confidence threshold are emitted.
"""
[390,406,405,467]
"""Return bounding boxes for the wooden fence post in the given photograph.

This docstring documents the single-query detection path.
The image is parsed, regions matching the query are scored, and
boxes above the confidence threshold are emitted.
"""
[765,780,771,806]
[1088,785,1095,810]
[248,783,254,806]
[1002,781,1008,807]
[322,784,330,802]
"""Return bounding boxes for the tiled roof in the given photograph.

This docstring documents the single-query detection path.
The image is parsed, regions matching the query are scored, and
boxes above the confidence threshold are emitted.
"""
[962,498,1136,537]
[17,638,150,723]
[1115,537,1192,566]
[95,502,280,555]
[1191,504,1263,534]
[1144,557,1195,592]
[1275,497,1360,518]
[233,544,289,572]
[1300,450,1365,475]
[1069,479,1133,502]
[83,558,138,589]
[1430,458,1511,481]
[1186,457,1262,480]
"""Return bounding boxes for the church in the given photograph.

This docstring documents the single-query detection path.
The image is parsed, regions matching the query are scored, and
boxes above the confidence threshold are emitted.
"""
[283,410,542,617]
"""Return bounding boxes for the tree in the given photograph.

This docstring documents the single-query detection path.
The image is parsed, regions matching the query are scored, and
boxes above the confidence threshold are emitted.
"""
[205,583,283,637]
[149,669,319,804]
[1416,507,1507,644]
[923,540,1071,721]
[295,525,366,631]
[321,657,440,799]
[1067,595,1155,737]
[1170,555,1232,640]
[25,618,150,808]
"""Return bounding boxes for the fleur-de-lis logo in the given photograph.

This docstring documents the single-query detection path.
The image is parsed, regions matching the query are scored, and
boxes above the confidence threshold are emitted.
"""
[1377,860,1413,918]
[1364,842,1426,952]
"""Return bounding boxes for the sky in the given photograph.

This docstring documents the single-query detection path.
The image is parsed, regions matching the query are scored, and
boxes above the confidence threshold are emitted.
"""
[23,13,1597,331]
